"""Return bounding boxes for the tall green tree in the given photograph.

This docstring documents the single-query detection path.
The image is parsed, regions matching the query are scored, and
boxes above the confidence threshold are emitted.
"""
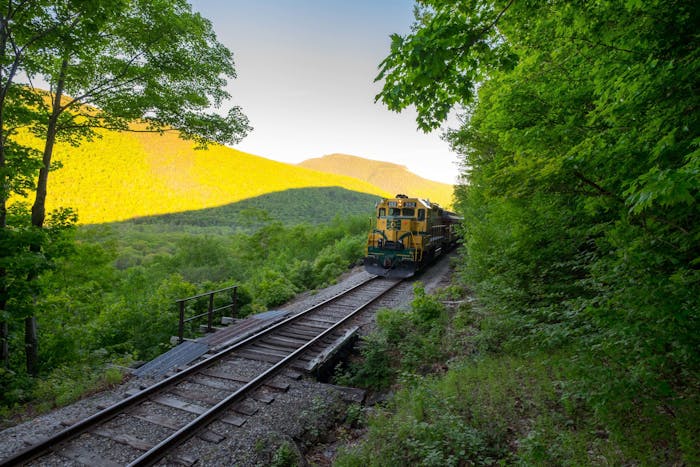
[1,0,250,374]
[0,0,68,369]
[29,0,251,230]
[378,0,699,460]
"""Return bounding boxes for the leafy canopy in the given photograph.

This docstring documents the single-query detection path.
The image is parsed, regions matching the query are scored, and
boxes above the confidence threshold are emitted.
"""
[376,0,699,462]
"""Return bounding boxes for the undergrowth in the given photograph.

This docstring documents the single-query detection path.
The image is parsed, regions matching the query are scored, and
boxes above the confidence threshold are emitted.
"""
[333,282,697,465]
[1,215,369,420]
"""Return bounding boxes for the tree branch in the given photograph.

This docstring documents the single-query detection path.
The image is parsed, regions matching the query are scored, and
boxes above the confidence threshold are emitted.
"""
[573,171,619,199]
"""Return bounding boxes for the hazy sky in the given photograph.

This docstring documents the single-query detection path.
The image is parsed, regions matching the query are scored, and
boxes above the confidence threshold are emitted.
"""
[188,0,460,184]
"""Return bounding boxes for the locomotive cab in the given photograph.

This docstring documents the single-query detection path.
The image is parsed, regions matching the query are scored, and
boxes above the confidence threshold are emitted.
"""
[364,195,432,278]
[364,194,461,278]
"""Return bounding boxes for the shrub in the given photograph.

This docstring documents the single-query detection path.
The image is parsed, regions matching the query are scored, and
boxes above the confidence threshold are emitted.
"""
[335,333,394,391]
[31,362,125,412]
[250,268,298,308]
[411,282,445,325]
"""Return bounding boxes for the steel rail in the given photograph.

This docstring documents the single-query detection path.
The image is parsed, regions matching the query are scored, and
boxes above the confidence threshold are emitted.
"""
[0,275,381,466]
[129,277,402,466]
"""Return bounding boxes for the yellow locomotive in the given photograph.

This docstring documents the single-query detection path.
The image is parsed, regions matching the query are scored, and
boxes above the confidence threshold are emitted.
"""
[364,194,460,278]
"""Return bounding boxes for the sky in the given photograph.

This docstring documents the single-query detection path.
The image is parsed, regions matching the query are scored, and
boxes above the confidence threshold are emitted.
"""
[188,0,460,184]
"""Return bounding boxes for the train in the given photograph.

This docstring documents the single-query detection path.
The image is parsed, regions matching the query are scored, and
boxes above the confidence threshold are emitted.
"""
[364,194,461,278]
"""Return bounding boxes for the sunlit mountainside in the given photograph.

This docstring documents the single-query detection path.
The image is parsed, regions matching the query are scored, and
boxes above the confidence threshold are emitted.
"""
[298,153,454,209]
[14,128,391,224]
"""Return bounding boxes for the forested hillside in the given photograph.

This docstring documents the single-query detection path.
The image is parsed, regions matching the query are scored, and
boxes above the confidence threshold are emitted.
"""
[12,127,389,224]
[299,153,454,208]
[338,1,699,465]
[117,187,380,233]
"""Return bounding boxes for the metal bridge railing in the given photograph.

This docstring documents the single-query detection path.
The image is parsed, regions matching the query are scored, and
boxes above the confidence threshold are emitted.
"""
[176,285,238,343]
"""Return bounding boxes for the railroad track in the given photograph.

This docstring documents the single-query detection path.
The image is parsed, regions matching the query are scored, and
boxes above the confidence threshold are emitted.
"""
[0,275,401,466]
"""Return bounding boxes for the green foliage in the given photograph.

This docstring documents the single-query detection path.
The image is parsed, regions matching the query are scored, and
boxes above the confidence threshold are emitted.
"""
[31,363,124,412]
[122,187,379,232]
[336,357,524,466]
[0,204,77,325]
[24,0,250,150]
[411,283,444,324]
[344,402,365,429]
[337,349,641,466]
[1,214,371,411]
[250,268,298,309]
[375,1,516,132]
[0,0,249,388]
[374,0,699,463]
[335,284,448,390]
[270,441,300,467]
[335,332,393,391]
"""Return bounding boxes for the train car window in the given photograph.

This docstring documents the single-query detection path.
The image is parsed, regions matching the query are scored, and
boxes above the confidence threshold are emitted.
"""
[378,208,386,218]
[418,209,425,220]
[402,208,415,217]
[389,207,401,216]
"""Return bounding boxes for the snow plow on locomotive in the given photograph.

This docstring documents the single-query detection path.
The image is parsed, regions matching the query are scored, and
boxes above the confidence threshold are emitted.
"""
[364,194,461,278]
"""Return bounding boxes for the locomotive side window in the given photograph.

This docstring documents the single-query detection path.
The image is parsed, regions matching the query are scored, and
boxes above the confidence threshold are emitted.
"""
[418,209,425,220]
[378,208,386,218]
[402,208,415,217]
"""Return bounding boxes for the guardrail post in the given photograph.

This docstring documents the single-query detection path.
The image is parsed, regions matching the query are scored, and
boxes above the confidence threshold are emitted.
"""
[178,300,185,343]
[207,293,214,332]
[231,287,237,318]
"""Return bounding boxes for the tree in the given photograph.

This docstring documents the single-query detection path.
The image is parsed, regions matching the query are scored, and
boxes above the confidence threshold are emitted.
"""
[1,0,250,374]
[377,0,699,459]
[0,0,68,369]
[29,0,251,229]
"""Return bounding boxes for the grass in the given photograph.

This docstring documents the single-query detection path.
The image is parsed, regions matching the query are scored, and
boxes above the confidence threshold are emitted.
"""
[0,362,125,427]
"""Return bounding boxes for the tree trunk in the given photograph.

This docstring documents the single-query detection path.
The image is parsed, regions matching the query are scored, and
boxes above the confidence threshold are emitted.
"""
[0,321,8,368]
[24,58,68,376]
[24,316,37,375]
[0,9,10,370]
[0,81,8,371]
[0,115,7,369]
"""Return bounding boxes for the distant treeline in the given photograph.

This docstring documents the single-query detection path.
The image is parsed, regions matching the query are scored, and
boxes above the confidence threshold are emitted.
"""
[118,187,380,231]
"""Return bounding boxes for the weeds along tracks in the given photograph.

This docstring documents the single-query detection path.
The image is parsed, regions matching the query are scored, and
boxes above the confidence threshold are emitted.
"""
[1,275,401,467]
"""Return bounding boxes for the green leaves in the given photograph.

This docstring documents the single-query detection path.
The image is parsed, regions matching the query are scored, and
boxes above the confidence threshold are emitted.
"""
[0,0,252,375]
[375,0,516,131]
[624,166,698,214]
[378,0,700,461]
[32,0,251,146]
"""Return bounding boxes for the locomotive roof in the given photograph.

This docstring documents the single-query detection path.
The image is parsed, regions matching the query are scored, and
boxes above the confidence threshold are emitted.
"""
[378,195,462,221]
[380,195,434,209]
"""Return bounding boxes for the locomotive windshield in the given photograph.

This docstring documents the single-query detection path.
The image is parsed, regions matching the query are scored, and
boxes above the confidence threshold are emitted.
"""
[379,201,420,218]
